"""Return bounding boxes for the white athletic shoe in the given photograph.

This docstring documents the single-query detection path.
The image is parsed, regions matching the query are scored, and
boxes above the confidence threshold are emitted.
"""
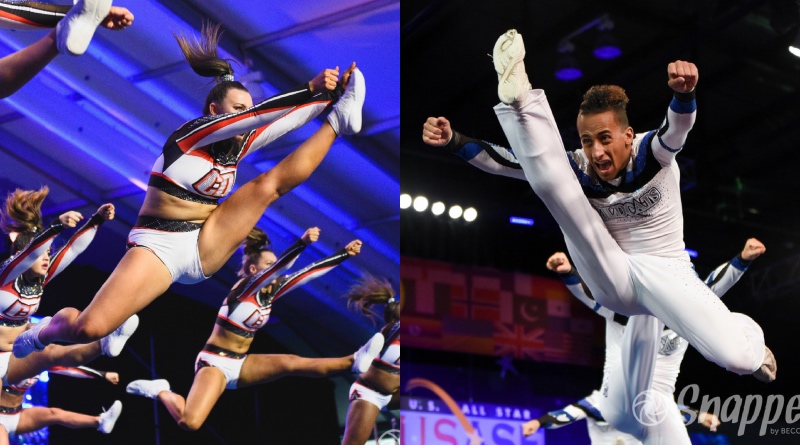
[493,29,531,105]
[13,316,51,358]
[98,400,122,434]
[56,0,113,56]
[753,346,777,383]
[126,379,170,399]
[327,69,365,135]
[101,314,139,357]
[353,332,384,374]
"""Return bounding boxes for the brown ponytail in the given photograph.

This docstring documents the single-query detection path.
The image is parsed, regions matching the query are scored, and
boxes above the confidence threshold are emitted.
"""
[345,275,399,325]
[174,21,249,115]
[238,227,272,277]
[0,187,48,235]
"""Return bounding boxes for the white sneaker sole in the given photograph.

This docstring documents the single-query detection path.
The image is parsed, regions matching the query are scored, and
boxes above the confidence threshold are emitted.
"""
[58,0,113,55]
[493,30,527,104]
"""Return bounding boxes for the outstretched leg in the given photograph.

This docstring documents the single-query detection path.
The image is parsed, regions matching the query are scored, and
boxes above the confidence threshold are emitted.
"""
[7,342,100,383]
[16,407,98,433]
[237,353,353,387]
[198,70,365,275]
[21,248,170,353]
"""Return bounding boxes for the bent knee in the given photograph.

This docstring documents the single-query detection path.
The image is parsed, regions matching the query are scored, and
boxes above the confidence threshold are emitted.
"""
[251,174,282,205]
[721,348,759,375]
[178,416,204,432]
[72,317,114,343]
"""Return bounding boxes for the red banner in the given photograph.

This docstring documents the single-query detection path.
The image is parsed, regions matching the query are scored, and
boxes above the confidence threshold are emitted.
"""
[401,256,604,366]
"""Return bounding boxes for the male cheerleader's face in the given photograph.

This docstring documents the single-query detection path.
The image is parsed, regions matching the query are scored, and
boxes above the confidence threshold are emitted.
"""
[209,88,254,144]
[577,110,634,181]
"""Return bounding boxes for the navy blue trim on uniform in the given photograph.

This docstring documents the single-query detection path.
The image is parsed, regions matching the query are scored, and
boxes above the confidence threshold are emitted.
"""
[570,130,663,199]
[479,141,521,169]
[670,96,696,114]
[455,142,483,161]
[576,398,605,421]
[559,271,581,286]
[658,134,683,153]
[731,254,750,271]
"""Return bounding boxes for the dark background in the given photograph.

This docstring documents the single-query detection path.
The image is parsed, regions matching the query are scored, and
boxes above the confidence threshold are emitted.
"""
[402,0,800,443]
[40,264,350,445]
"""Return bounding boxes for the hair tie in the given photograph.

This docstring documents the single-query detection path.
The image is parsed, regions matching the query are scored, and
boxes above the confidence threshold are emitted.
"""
[219,74,234,83]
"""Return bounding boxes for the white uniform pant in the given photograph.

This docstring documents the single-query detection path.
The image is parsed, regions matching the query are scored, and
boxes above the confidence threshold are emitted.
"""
[494,90,765,439]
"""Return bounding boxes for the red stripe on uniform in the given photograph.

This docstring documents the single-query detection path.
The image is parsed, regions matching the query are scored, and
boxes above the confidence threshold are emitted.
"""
[0,10,47,28]
[272,265,334,301]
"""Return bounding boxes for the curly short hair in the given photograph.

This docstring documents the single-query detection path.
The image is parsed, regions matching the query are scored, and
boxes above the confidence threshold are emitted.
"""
[579,85,629,127]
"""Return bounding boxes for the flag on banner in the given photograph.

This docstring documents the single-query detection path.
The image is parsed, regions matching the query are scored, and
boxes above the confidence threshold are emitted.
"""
[401,256,603,366]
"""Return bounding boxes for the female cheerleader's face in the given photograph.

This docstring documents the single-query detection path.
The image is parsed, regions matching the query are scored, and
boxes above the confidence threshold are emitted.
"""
[209,88,254,143]
[252,250,279,294]
[249,250,278,276]
[25,250,50,279]
[577,110,634,182]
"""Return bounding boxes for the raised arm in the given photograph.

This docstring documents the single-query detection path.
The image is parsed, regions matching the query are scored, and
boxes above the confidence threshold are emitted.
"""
[0,4,133,98]
[44,204,114,285]
[270,239,362,302]
[705,238,765,297]
[0,222,65,286]
[170,67,345,155]
[649,60,698,166]
[240,64,356,159]
[0,2,132,30]
[236,227,320,299]
[422,116,527,180]
[546,252,615,320]
[48,365,117,383]
[522,395,598,436]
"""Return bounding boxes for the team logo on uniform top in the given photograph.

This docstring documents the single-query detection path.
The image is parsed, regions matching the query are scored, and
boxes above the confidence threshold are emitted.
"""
[243,307,270,329]
[595,186,662,220]
[3,300,38,319]
[193,168,236,198]
[659,332,682,355]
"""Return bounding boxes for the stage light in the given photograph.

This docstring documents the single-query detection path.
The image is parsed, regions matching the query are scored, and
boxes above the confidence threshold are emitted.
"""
[790,29,800,57]
[555,40,582,81]
[413,196,429,212]
[400,193,411,209]
[431,201,445,216]
[685,248,698,258]
[463,207,477,222]
[510,216,534,226]
[594,14,621,59]
[449,205,463,219]
[594,32,621,59]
